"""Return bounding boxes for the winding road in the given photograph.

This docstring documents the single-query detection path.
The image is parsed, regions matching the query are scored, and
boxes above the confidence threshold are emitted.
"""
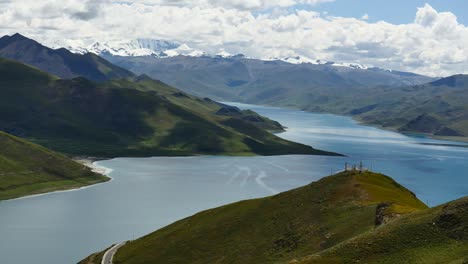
[101,242,126,264]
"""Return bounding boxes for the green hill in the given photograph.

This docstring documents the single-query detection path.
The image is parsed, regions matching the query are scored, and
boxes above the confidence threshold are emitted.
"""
[81,170,427,264]
[0,131,108,200]
[298,197,468,263]
[0,33,134,81]
[0,58,336,157]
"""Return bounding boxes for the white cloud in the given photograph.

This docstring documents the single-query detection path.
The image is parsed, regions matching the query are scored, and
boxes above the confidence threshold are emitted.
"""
[118,0,334,10]
[361,13,369,20]
[0,1,466,77]
[415,3,438,27]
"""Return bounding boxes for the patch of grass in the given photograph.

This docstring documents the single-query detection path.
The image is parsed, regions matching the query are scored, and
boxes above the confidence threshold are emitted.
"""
[354,171,428,215]
[299,197,468,264]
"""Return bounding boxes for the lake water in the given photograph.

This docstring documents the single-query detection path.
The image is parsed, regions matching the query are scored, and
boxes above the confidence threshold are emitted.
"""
[1,103,468,264]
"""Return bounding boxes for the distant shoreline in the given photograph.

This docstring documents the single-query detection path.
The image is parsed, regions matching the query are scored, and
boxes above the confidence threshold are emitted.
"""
[228,101,468,145]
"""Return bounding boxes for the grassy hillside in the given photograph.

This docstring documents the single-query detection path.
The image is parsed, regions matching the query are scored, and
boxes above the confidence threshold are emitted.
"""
[298,196,468,263]
[81,171,426,264]
[0,58,336,157]
[0,131,108,200]
[0,33,134,81]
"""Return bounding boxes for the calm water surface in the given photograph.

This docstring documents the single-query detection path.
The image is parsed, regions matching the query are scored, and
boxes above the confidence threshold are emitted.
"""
[1,103,468,263]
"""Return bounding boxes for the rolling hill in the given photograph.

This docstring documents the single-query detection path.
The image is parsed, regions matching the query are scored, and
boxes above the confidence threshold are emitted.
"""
[0,131,108,200]
[0,33,134,81]
[80,170,430,264]
[0,58,336,157]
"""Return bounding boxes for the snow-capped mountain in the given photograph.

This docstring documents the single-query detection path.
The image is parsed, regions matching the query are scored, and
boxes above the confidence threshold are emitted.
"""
[54,38,209,58]
[163,44,206,57]
[271,56,369,69]
[53,38,370,69]
[215,48,234,58]
[84,39,178,57]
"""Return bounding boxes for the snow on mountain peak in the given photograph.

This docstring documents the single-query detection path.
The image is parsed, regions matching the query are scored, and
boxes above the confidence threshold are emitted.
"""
[53,38,184,57]
[52,38,371,70]
[163,44,206,57]
[278,56,369,69]
[216,48,233,58]
[332,62,368,70]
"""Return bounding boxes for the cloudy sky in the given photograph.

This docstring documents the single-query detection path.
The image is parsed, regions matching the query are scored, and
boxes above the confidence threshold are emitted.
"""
[0,0,467,77]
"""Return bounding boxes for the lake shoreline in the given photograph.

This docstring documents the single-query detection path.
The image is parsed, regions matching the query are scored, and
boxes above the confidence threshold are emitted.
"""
[229,101,468,144]
[0,160,113,203]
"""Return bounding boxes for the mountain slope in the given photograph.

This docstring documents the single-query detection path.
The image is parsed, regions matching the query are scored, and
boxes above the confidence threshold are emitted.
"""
[81,170,427,264]
[0,33,134,81]
[0,131,108,200]
[299,196,468,263]
[0,58,336,157]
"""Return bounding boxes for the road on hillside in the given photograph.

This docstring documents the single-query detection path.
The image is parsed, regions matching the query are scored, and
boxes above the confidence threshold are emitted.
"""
[102,242,126,264]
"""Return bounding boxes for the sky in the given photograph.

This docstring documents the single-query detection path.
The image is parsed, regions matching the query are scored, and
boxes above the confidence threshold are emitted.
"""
[0,0,467,77]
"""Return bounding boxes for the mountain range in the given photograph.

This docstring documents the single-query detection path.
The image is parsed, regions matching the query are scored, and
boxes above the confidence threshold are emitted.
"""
[2,33,467,145]
[56,37,385,69]
[103,55,434,103]
[73,40,468,140]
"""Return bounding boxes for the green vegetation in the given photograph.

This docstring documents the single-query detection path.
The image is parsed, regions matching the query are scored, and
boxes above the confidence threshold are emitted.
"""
[81,171,426,264]
[298,197,468,263]
[0,58,337,157]
[0,131,108,200]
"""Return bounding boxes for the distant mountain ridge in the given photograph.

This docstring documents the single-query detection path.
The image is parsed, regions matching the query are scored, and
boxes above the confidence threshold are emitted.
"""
[102,54,434,102]
[0,33,134,81]
[56,37,404,71]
